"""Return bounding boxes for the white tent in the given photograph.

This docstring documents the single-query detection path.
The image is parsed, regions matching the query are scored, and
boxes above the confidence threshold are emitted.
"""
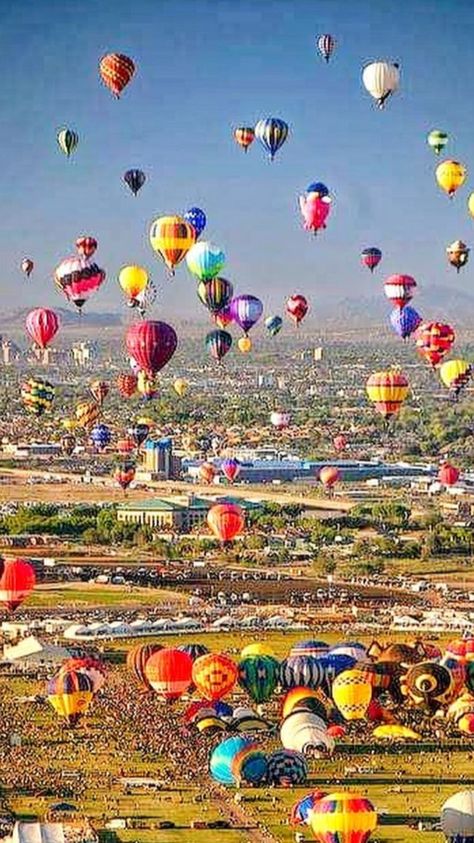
[9,822,96,843]
[3,636,71,666]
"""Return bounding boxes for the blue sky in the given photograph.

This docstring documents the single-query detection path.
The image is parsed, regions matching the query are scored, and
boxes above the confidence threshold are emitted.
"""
[1,0,474,319]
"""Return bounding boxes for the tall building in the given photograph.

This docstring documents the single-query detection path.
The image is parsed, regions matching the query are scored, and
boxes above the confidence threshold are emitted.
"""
[142,438,180,479]
[72,342,97,366]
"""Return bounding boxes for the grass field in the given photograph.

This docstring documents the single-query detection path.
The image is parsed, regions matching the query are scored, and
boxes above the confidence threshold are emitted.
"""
[28,582,187,608]
[1,629,469,842]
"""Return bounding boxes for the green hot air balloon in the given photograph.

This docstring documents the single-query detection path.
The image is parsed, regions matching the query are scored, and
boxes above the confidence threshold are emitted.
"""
[238,655,280,704]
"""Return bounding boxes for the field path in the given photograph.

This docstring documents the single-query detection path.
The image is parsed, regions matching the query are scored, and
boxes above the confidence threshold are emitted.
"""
[213,787,281,843]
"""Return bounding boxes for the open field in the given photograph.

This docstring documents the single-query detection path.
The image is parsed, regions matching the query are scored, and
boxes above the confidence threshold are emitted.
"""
[1,629,471,843]
[27,582,188,609]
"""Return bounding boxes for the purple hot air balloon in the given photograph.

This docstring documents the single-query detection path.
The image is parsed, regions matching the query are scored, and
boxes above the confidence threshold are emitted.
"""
[230,295,263,335]
[389,305,422,340]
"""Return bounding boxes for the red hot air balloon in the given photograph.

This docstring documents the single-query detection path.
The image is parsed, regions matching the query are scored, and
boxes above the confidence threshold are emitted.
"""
[287,295,309,326]
[117,373,137,398]
[361,247,382,272]
[0,557,36,612]
[207,503,245,544]
[125,321,177,377]
[438,462,460,486]
[114,462,135,491]
[319,466,341,488]
[222,458,241,483]
[415,321,455,367]
[144,648,193,701]
[117,437,136,456]
[333,434,347,452]
[99,53,135,98]
[384,274,416,308]
[25,308,60,349]
[76,236,98,259]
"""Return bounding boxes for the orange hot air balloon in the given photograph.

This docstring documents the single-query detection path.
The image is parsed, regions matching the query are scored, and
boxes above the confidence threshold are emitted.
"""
[366,370,409,418]
[192,652,238,701]
[127,643,163,690]
[415,321,455,367]
[0,557,36,612]
[234,127,255,152]
[207,503,245,544]
[199,462,217,484]
[144,648,193,701]
[319,466,341,488]
[117,373,138,398]
[116,437,136,456]
[99,53,135,98]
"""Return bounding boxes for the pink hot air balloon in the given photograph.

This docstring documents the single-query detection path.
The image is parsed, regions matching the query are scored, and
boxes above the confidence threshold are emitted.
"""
[286,295,309,325]
[270,411,290,430]
[125,320,178,377]
[25,308,60,349]
[299,194,331,235]
[221,458,241,483]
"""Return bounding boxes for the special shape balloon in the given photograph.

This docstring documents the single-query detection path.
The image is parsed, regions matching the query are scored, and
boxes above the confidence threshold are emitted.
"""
[362,61,400,108]
[299,194,331,234]
[149,216,196,275]
[25,308,60,349]
[21,258,34,278]
[447,239,469,272]
[99,53,135,97]
[254,117,289,160]
[286,295,309,325]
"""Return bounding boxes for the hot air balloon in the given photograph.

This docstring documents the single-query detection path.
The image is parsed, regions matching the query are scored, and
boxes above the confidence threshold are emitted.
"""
[402,660,455,710]
[210,736,254,785]
[21,378,55,416]
[221,458,240,483]
[89,380,108,407]
[206,329,232,361]
[361,247,382,272]
[389,305,422,340]
[172,377,187,398]
[149,215,196,275]
[299,193,332,234]
[184,207,206,238]
[192,652,238,701]
[127,643,163,690]
[241,643,277,659]
[362,61,400,108]
[238,655,280,704]
[128,423,150,448]
[333,434,347,452]
[280,656,325,691]
[114,461,136,491]
[76,236,97,259]
[233,126,255,153]
[117,373,137,398]
[439,359,472,396]
[384,274,416,308]
[125,321,177,376]
[319,466,341,489]
[60,657,106,694]
[132,279,157,318]
[280,711,333,756]
[124,168,145,196]
[54,256,105,311]
[75,401,100,429]
[332,670,372,720]
[232,745,268,784]
[287,295,309,325]
[99,53,135,97]
[61,434,76,456]
[47,670,94,726]
[91,423,111,452]
[317,34,336,63]
[137,371,157,401]
[0,557,35,612]
[373,724,420,741]
[116,436,135,456]
[438,461,460,486]
[230,295,263,335]
[436,160,467,197]
[207,502,244,544]
[468,193,474,219]
[178,643,209,663]
[186,241,226,281]
[238,336,252,353]
[415,321,455,367]
[25,308,59,349]
[198,278,233,313]
[290,791,327,827]
[214,305,233,329]
[310,792,377,843]
[254,117,289,160]
[145,647,193,701]
[21,258,34,278]
[267,749,307,786]
[427,129,448,155]
[57,128,78,157]
[441,790,474,843]
[265,315,283,336]
[270,410,290,429]
[118,265,148,303]
[366,370,409,418]
[447,240,470,272]
[199,462,217,484]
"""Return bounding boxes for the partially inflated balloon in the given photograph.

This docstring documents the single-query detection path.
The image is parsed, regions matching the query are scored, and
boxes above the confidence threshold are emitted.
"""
[186,242,225,280]
[25,308,59,349]
[54,256,105,310]
[206,329,232,361]
[99,53,135,97]
[234,127,255,152]
[57,128,78,157]
[436,160,466,197]
[254,117,289,160]
[208,503,244,543]
[149,216,196,274]
[184,207,206,238]
[124,169,145,196]
[126,321,177,376]
[230,295,263,335]
[362,61,400,108]
[0,557,35,612]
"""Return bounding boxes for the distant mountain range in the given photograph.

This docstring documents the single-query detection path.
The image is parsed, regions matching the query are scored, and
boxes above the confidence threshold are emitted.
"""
[0,308,123,329]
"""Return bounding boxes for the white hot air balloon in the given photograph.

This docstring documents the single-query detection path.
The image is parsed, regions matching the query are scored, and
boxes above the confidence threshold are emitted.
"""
[362,61,400,108]
[441,790,474,842]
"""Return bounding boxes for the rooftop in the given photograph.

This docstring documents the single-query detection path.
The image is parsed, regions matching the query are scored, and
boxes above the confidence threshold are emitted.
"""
[117,495,262,513]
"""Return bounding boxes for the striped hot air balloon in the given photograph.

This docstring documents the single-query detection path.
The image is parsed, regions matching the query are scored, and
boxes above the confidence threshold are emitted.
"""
[439,359,472,396]
[234,126,255,152]
[54,255,105,311]
[127,643,163,690]
[254,117,289,160]
[47,670,94,726]
[149,216,195,274]
[415,321,455,367]
[366,370,409,418]
[117,373,138,398]
[206,329,232,361]
[310,792,377,843]
[57,128,79,157]
[384,274,416,308]
[21,378,54,416]
[279,656,325,691]
[316,34,336,63]
[75,401,100,430]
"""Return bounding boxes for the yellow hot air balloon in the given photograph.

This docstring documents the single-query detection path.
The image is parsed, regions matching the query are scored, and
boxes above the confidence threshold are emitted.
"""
[468,193,474,219]
[241,643,276,659]
[310,792,377,843]
[149,215,195,274]
[61,417,77,432]
[439,359,472,397]
[238,336,252,353]
[332,669,372,721]
[373,724,421,741]
[366,370,409,418]
[47,670,94,726]
[76,401,100,429]
[174,378,188,397]
[436,160,467,198]
[118,265,148,301]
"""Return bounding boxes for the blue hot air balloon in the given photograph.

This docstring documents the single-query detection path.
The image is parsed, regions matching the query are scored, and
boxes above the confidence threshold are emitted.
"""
[210,735,253,785]
[90,423,111,452]
[184,207,207,238]
[265,315,283,337]
[254,118,289,161]
[306,182,329,197]
[389,305,422,340]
